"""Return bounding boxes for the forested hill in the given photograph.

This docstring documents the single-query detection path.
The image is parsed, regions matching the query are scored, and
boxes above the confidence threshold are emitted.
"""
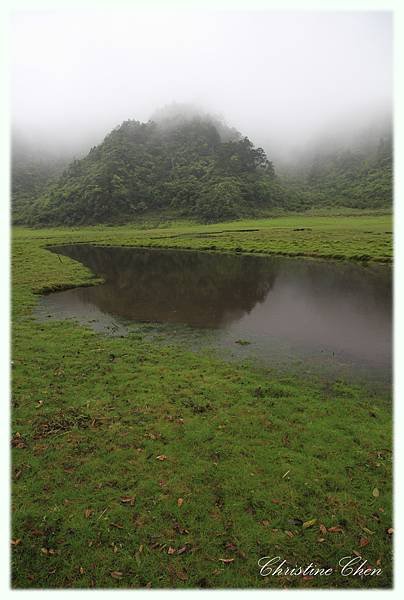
[278,134,393,211]
[12,114,392,226]
[14,116,279,225]
[11,135,71,222]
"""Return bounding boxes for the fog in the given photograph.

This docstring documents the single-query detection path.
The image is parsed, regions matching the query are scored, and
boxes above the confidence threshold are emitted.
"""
[11,10,392,162]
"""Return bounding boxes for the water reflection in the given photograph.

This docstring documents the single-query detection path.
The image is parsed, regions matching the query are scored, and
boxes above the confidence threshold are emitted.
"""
[38,245,392,371]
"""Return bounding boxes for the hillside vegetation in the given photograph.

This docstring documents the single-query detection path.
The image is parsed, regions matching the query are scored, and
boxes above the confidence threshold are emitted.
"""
[14,116,280,225]
[12,112,392,226]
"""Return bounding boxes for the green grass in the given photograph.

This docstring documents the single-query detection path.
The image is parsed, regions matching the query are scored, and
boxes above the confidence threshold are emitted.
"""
[14,212,392,263]
[12,215,393,588]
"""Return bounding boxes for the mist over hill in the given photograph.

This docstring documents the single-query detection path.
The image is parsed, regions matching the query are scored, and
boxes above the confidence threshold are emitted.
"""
[11,105,392,226]
[13,110,281,225]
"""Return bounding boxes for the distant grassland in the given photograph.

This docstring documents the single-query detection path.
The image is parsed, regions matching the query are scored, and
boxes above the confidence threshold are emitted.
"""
[14,213,393,264]
[12,214,393,589]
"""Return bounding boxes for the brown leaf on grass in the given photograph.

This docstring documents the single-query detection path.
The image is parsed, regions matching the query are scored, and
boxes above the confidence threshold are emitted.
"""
[41,547,56,556]
[177,498,184,507]
[176,569,188,581]
[317,538,325,543]
[387,528,394,535]
[156,455,168,461]
[79,566,85,575]
[11,539,21,546]
[261,520,270,527]
[120,496,135,505]
[110,571,123,579]
[271,499,281,505]
[319,524,327,535]
[225,542,237,551]
[167,546,176,555]
[84,509,93,519]
[30,529,44,537]
[372,488,380,498]
[11,433,26,449]
[177,546,189,555]
[359,538,370,547]
[219,558,235,563]
[327,526,344,533]
[15,470,22,480]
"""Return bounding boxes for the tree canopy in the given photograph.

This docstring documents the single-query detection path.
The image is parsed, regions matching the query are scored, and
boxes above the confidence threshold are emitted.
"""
[15,116,277,225]
[12,113,392,226]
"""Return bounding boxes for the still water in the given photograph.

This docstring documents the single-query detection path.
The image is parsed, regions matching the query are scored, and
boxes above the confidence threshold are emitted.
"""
[36,245,392,379]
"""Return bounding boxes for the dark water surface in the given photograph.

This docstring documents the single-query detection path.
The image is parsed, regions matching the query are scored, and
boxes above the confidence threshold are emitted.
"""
[36,245,392,380]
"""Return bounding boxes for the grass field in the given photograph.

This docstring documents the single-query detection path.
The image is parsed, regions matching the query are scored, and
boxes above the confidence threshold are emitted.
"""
[12,215,393,588]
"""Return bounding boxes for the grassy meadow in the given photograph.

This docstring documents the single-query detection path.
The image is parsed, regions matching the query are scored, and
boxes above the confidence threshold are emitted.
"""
[12,214,393,588]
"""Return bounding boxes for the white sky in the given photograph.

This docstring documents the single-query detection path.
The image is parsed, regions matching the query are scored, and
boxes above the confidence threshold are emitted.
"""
[11,9,392,155]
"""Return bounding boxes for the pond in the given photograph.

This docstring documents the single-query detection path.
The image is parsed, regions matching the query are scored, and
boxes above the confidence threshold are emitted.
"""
[36,245,392,382]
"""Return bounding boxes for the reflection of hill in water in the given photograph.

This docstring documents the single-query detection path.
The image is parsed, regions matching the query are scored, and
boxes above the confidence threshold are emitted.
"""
[50,245,278,327]
[49,245,391,331]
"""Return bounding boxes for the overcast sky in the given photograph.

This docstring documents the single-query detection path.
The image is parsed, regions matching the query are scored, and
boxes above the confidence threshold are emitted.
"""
[11,10,392,157]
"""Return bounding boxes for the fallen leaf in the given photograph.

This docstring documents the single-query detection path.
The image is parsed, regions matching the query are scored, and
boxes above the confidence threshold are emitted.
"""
[41,547,56,555]
[303,518,317,529]
[79,566,85,575]
[177,498,184,508]
[219,558,234,563]
[111,571,123,579]
[327,526,344,533]
[176,569,188,581]
[168,546,176,555]
[225,542,237,551]
[317,537,325,543]
[120,496,135,506]
[156,455,168,461]
[359,538,369,547]
[387,528,394,535]
[84,509,93,519]
[319,524,327,535]
[372,488,380,498]
[261,520,270,527]
[30,528,44,537]
[11,539,21,546]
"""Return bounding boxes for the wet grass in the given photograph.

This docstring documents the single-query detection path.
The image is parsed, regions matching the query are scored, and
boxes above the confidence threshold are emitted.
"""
[11,216,393,588]
[14,213,392,263]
